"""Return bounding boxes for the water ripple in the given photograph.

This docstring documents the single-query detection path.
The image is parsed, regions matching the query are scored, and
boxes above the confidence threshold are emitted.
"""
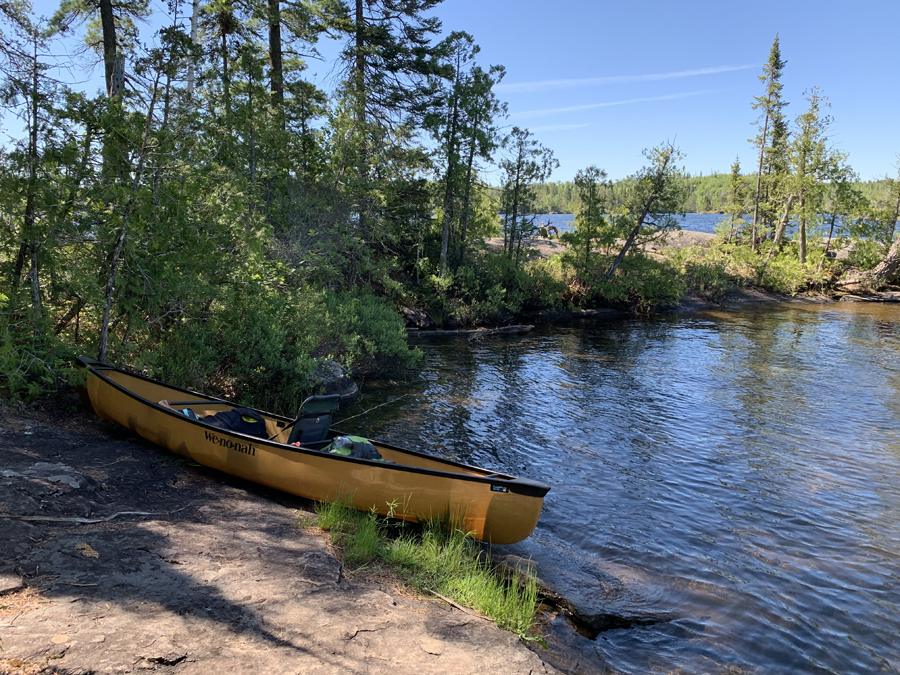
[354,305,900,674]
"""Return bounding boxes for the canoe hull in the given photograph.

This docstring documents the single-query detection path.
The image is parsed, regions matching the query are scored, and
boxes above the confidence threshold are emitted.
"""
[79,359,549,544]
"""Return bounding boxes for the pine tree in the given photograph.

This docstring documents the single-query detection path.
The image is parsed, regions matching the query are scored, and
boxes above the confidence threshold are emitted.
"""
[604,143,686,279]
[331,0,443,224]
[427,32,505,275]
[791,88,832,263]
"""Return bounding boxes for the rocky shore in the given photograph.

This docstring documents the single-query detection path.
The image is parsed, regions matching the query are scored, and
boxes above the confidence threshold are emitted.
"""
[0,406,557,675]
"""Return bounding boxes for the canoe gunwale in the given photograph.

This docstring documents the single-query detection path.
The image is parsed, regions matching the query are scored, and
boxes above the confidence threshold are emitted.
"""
[76,357,551,499]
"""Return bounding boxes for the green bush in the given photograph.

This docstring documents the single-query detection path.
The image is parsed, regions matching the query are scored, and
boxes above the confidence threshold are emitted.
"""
[709,241,810,295]
[758,253,808,295]
[848,239,885,271]
[751,242,835,295]
[520,257,569,310]
[142,284,418,415]
[141,287,318,414]
[417,253,529,325]
[312,289,421,377]
[669,246,738,303]
[0,292,80,401]
[593,255,686,312]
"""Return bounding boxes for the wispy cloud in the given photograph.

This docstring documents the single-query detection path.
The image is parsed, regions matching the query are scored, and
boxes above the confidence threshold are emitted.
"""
[496,65,755,94]
[511,90,719,120]
[528,123,594,132]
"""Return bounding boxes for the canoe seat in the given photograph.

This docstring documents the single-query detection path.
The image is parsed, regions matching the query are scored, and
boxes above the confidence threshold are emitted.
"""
[286,395,341,446]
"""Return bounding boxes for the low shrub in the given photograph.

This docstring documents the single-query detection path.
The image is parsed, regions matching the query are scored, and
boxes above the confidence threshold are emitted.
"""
[142,284,419,415]
[0,291,81,401]
[312,289,421,377]
[668,246,738,303]
[594,255,686,312]
[417,253,535,325]
[847,239,885,271]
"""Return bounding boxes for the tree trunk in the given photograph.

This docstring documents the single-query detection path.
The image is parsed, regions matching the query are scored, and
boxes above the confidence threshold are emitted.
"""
[761,193,796,271]
[99,0,119,97]
[439,78,461,277]
[187,0,199,95]
[55,296,84,335]
[98,225,126,362]
[506,163,522,259]
[12,242,27,286]
[769,194,795,251]
[268,0,284,125]
[838,237,900,292]
[798,196,806,264]
[249,66,256,218]
[221,30,231,125]
[583,182,597,270]
[353,0,369,229]
[864,238,900,284]
[603,150,674,279]
[458,123,478,267]
[355,0,365,97]
[13,35,42,291]
[98,74,162,362]
[604,218,643,280]
[818,211,838,272]
[750,112,769,252]
[29,244,41,322]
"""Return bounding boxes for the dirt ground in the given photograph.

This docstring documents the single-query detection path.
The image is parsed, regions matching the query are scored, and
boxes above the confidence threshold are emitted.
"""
[0,404,558,675]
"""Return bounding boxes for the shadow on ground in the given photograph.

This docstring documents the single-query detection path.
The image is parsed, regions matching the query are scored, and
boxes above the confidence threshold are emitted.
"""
[0,409,557,675]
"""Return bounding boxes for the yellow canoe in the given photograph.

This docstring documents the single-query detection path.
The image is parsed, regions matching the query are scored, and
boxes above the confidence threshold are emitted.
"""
[76,357,550,544]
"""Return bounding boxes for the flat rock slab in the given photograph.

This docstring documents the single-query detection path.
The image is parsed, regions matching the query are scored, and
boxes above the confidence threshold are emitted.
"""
[0,567,23,595]
[0,408,557,675]
[840,291,900,303]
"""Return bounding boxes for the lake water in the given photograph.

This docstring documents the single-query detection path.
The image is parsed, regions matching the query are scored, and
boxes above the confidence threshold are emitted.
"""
[536,212,728,235]
[346,303,900,674]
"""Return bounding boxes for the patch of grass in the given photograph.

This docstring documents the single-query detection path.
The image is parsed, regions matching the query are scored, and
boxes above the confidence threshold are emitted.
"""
[313,496,357,539]
[344,511,382,565]
[308,501,539,638]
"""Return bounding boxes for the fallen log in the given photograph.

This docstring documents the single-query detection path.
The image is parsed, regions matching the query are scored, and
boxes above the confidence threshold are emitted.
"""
[467,325,534,342]
[407,325,536,339]
[407,328,481,337]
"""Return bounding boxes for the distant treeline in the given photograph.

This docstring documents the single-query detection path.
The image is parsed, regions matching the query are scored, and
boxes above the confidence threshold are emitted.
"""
[532,176,897,215]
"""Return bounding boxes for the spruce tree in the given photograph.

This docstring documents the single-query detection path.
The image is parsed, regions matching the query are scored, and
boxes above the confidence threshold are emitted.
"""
[725,156,747,243]
[749,34,788,251]
[561,165,610,277]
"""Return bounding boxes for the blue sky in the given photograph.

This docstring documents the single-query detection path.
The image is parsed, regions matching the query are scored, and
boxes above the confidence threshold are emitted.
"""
[431,0,900,182]
[21,0,900,183]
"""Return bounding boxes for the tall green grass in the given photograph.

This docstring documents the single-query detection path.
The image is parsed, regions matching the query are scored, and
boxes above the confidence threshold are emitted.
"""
[310,501,539,637]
